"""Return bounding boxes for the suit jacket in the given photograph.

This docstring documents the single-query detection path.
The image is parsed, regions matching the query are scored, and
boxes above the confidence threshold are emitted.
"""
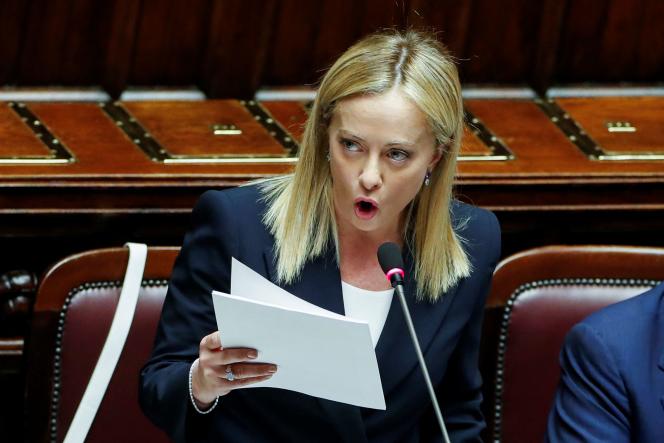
[139,184,501,443]
[546,282,664,442]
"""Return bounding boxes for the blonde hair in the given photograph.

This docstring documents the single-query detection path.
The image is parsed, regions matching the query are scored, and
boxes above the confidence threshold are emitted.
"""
[260,29,470,301]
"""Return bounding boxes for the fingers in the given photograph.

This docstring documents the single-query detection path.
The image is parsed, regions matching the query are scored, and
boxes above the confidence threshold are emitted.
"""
[225,363,277,380]
[227,373,273,388]
[199,332,257,364]
[201,331,222,350]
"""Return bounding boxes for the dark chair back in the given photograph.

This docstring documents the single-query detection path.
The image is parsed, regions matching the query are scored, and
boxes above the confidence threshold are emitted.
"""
[482,245,664,443]
[25,247,179,443]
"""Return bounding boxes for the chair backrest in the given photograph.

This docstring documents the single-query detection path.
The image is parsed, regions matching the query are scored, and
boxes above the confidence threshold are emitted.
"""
[25,247,179,443]
[483,245,664,443]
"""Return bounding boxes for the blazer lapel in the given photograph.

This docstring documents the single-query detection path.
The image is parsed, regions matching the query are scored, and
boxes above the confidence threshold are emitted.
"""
[263,245,366,442]
[374,247,458,397]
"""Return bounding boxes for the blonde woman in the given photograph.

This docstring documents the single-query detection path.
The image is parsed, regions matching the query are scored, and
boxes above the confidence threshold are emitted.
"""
[141,30,500,442]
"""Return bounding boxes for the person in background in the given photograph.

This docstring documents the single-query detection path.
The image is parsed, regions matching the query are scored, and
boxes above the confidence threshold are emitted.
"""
[546,281,664,442]
[140,29,500,442]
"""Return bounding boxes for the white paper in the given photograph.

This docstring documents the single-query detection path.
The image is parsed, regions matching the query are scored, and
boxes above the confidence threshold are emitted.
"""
[210,258,385,410]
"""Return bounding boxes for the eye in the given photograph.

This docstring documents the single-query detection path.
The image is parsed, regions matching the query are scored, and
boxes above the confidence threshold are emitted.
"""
[387,149,409,162]
[340,138,361,152]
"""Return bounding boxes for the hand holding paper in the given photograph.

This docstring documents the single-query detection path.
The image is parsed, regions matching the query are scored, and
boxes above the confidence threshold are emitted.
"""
[210,258,386,409]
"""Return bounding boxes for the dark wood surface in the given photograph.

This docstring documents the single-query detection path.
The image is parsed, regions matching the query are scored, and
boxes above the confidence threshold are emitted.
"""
[1,0,663,97]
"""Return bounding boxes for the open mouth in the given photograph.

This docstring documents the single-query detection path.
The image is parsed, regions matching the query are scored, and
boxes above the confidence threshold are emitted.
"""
[354,199,378,220]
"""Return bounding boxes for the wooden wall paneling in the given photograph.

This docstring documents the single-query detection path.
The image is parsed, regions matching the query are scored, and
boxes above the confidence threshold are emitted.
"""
[101,0,142,98]
[263,0,325,86]
[16,0,113,85]
[530,0,567,93]
[461,0,543,83]
[635,0,664,79]
[201,0,277,98]
[556,0,607,81]
[17,0,78,84]
[556,0,663,83]
[307,0,365,82]
[129,0,211,86]
[357,0,408,33]
[599,0,645,80]
[407,0,474,57]
[0,0,30,84]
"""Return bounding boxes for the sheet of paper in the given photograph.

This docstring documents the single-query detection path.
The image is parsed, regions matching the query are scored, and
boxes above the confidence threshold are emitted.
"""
[230,258,347,319]
[210,258,385,410]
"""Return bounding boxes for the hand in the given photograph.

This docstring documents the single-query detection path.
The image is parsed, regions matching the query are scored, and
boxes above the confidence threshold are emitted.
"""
[191,331,277,408]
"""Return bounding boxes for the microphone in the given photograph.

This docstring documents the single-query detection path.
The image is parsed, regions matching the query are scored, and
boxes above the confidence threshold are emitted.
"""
[377,242,450,443]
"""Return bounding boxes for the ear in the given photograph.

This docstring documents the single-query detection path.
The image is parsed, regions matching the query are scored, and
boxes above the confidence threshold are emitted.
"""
[428,145,444,169]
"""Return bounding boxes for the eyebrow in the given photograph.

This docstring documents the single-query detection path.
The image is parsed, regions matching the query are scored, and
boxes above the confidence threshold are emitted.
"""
[337,129,416,147]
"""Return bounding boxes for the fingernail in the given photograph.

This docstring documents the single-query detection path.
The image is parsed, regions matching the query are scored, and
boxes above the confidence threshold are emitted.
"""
[268,366,277,373]
[247,350,257,359]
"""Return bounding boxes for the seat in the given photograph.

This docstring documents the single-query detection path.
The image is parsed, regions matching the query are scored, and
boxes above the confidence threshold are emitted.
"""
[482,245,664,443]
[24,247,179,443]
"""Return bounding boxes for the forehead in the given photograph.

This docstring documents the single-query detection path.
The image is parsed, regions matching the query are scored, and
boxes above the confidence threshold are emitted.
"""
[330,88,433,143]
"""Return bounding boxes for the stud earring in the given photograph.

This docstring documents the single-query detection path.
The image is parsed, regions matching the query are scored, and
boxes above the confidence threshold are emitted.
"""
[424,171,431,186]
[326,151,331,161]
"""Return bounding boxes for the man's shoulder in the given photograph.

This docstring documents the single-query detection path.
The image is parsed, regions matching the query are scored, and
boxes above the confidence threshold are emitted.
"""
[581,282,664,333]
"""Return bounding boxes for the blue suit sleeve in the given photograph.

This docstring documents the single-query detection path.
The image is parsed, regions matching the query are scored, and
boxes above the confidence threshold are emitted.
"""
[139,190,239,442]
[428,209,501,442]
[546,323,630,443]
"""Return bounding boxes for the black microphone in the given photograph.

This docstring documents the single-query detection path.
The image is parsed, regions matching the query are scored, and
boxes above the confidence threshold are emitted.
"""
[378,242,450,443]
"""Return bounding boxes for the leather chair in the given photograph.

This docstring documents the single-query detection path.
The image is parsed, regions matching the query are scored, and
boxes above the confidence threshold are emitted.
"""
[482,245,664,443]
[24,247,179,443]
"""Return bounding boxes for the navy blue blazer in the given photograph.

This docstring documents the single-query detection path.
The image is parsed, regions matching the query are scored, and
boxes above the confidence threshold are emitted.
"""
[140,184,501,443]
[546,282,664,442]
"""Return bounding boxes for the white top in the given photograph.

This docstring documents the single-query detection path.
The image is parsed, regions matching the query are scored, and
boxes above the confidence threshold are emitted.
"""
[341,281,394,348]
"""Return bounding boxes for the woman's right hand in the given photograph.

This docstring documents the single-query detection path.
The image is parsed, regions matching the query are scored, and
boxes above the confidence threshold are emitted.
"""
[191,331,277,408]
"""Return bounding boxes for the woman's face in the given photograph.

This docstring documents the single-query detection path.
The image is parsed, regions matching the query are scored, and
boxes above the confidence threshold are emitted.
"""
[328,88,442,238]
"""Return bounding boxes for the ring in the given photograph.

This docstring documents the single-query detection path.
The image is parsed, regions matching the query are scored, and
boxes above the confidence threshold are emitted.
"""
[225,365,235,382]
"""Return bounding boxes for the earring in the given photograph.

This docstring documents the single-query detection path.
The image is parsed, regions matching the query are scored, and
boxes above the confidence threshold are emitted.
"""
[424,171,431,186]
[326,151,331,162]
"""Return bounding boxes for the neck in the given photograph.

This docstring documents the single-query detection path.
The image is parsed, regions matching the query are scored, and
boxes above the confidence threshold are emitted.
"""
[336,218,403,263]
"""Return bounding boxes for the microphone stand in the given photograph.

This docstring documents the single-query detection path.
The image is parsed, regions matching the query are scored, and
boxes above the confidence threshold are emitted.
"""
[393,283,451,443]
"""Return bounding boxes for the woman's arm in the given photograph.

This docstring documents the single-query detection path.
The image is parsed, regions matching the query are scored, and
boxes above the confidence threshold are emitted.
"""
[139,190,238,441]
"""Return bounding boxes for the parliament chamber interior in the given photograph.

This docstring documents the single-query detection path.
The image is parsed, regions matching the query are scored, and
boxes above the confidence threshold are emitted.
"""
[1,0,663,442]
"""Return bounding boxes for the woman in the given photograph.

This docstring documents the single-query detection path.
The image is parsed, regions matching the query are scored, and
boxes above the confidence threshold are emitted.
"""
[140,30,500,442]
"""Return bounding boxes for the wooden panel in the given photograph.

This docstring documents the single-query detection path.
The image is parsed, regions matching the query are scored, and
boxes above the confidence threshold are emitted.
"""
[0,0,30,84]
[100,0,142,98]
[261,101,308,143]
[16,0,115,85]
[556,97,664,155]
[0,104,53,157]
[201,0,277,98]
[129,0,211,85]
[557,0,664,82]
[0,98,661,216]
[462,99,664,178]
[122,101,289,157]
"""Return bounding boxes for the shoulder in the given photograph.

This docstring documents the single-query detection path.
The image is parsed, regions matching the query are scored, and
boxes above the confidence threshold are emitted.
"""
[193,184,266,225]
[451,199,501,268]
[570,282,664,356]
[195,183,264,215]
[191,183,272,245]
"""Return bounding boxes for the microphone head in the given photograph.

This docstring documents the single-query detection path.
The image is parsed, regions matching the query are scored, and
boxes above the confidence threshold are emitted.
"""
[377,242,404,274]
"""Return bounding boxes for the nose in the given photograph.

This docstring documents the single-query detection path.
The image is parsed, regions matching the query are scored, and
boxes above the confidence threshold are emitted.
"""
[359,157,382,191]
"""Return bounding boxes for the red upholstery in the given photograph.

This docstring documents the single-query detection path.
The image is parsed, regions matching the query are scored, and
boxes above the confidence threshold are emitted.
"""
[25,247,179,443]
[485,245,664,443]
